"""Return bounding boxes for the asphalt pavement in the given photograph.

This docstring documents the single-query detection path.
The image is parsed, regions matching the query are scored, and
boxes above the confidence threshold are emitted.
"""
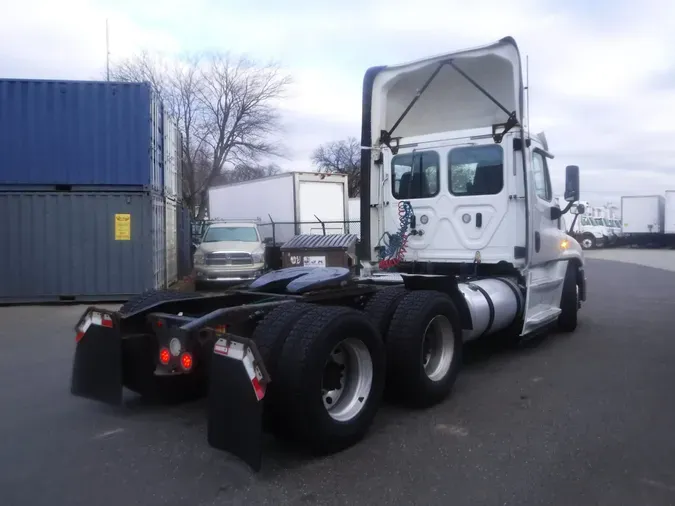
[2,257,675,506]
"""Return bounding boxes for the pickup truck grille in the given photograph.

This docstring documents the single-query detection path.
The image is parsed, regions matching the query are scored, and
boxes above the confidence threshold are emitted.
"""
[206,252,253,266]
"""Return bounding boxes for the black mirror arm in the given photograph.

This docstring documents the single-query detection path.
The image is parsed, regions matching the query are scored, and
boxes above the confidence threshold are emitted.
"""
[560,201,574,215]
[568,213,580,236]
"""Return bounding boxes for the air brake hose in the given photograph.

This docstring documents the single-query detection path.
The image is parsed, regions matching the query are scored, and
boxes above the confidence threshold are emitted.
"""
[378,201,414,270]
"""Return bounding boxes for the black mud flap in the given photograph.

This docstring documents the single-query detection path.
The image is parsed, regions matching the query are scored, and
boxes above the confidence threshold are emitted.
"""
[70,308,123,405]
[207,334,270,472]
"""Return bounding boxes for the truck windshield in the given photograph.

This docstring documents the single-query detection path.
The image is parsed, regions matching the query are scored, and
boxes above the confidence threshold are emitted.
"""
[593,219,604,226]
[603,219,612,227]
[203,226,259,242]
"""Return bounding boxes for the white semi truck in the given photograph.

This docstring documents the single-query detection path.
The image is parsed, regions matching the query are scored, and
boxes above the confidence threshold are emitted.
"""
[562,201,608,249]
[70,36,586,471]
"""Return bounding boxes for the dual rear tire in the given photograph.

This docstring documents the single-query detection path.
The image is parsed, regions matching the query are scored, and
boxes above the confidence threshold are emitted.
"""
[256,304,386,454]
[258,289,463,454]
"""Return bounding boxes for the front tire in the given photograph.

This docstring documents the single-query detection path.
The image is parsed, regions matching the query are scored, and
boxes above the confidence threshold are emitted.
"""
[274,306,385,454]
[385,290,463,407]
[580,234,596,250]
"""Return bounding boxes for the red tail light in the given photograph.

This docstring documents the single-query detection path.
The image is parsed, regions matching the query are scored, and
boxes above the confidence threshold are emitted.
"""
[180,352,193,371]
[159,348,171,365]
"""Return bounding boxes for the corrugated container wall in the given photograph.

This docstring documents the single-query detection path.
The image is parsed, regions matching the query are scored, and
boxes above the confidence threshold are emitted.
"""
[163,114,182,200]
[166,198,178,284]
[0,79,163,192]
[177,203,193,278]
[0,191,166,303]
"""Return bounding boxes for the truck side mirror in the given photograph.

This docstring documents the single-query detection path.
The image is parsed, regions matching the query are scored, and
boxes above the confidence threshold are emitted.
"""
[570,203,585,215]
[564,165,580,202]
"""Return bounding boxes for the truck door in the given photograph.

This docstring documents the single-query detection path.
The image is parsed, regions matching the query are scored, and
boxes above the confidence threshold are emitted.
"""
[528,149,566,265]
[522,148,568,335]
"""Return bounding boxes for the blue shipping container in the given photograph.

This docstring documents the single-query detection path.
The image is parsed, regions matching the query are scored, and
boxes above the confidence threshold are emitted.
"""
[0,79,164,192]
[0,191,167,303]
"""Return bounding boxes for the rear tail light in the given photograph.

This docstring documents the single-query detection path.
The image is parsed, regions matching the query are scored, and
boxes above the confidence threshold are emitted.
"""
[180,352,193,371]
[159,348,171,365]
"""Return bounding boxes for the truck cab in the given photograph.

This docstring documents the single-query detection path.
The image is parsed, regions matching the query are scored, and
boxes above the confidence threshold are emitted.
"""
[360,36,586,338]
[192,221,266,288]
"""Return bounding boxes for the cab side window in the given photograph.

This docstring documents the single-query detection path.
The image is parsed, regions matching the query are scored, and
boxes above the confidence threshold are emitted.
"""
[531,151,552,201]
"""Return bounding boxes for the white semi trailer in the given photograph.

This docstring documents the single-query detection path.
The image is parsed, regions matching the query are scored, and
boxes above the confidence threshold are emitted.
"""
[207,172,350,245]
[621,195,666,246]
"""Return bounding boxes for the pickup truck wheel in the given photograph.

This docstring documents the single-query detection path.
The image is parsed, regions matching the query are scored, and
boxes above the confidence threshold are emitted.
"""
[385,290,463,407]
[580,234,596,250]
[362,286,407,338]
[274,306,385,454]
[250,302,313,429]
[558,263,579,332]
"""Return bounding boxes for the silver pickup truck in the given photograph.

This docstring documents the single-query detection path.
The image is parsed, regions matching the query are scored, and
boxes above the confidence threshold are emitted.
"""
[192,221,266,289]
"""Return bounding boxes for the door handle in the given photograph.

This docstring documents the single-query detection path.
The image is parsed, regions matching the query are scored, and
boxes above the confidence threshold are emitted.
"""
[535,231,541,252]
[475,212,483,228]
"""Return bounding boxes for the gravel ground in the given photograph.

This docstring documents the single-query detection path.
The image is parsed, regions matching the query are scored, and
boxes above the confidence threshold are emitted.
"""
[2,257,675,506]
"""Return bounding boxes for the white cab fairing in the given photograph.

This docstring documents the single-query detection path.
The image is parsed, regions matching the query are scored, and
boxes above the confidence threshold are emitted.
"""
[369,37,523,140]
[365,37,526,266]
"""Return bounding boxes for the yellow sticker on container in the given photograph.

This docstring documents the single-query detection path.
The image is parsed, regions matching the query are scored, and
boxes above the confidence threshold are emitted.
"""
[114,214,131,241]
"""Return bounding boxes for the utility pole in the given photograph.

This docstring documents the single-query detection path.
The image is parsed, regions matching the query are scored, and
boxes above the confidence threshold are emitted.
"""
[106,18,110,81]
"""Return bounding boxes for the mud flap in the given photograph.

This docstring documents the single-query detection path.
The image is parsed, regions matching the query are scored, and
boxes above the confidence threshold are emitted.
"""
[70,310,123,405]
[207,335,270,472]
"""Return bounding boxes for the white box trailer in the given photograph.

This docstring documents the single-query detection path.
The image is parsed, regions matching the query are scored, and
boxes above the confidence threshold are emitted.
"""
[621,195,665,234]
[207,172,349,244]
[665,190,675,235]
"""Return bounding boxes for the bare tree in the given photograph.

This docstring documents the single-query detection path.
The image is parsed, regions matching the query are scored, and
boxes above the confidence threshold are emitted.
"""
[110,51,292,218]
[311,137,361,197]
[211,163,281,186]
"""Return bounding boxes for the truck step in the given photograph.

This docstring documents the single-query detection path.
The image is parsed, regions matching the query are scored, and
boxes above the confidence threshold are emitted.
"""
[526,305,561,326]
[521,305,562,335]
[528,276,564,291]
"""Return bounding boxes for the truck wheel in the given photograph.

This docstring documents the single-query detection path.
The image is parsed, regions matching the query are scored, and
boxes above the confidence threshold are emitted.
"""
[385,290,463,407]
[580,234,596,250]
[119,289,202,316]
[362,286,407,338]
[558,263,579,332]
[274,306,385,454]
[250,302,313,429]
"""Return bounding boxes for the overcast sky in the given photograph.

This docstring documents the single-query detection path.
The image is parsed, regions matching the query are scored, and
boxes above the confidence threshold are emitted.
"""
[2,0,674,207]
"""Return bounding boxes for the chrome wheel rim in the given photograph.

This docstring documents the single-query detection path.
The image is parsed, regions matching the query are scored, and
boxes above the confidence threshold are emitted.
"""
[582,238,593,249]
[321,338,373,422]
[422,315,455,382]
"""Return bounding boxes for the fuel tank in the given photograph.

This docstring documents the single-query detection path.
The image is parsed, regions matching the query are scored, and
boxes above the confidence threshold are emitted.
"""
[457,277,524,341]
